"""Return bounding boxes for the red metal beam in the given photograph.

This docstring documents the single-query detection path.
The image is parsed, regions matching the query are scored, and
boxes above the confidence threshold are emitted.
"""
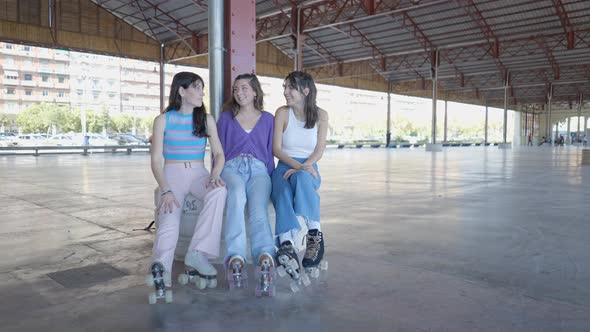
[551,0,574,34]
[455,0,506,74]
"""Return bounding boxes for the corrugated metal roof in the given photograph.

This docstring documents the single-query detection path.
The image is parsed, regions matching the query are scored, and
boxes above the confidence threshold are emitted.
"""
[89,0,590,108]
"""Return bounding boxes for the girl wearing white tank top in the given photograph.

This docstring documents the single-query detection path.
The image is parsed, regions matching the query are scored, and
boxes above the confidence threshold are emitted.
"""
[271,71,330,283]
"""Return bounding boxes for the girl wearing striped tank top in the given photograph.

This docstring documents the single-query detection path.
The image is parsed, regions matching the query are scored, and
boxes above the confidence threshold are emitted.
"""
[147,72,227,301]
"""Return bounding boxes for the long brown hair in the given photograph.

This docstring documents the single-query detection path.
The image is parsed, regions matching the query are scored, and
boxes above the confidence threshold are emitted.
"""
[223,73,264,117]
[285,71,318,129]
[165,71,208,137]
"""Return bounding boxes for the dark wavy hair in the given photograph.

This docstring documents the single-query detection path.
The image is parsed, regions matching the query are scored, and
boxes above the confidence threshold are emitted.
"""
[164,71,208,137]
[224,73,264,117]
[285,71,318,129]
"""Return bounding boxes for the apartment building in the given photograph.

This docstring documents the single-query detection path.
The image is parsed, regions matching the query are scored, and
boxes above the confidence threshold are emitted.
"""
[0,42,175,121]
[0,43,70,115]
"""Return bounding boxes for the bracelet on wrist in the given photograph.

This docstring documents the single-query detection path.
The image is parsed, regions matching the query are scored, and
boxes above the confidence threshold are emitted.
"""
[160,190,172,196]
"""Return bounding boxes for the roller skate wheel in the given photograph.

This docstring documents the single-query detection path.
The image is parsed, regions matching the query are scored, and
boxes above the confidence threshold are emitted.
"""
[207,278,217,288]
[195,277,207,290]
[148,292,157,304]
[301,273,311,286]
[178,273,189,285]
[146,275,155,287]
[165,290,173,303]
[320,260,328,270]
[290,281,300,293]
[310,268,320,279]
[277,266,287,277]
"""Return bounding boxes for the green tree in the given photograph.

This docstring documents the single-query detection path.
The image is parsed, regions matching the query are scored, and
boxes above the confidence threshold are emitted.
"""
[111,114,134,133]
[140,116,154,134]
[16,103,68,133]
[0,113,13,130]
[61,108,82,133]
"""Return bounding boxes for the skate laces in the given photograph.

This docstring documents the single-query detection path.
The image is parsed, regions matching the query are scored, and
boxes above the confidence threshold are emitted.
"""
[304,233,322,260]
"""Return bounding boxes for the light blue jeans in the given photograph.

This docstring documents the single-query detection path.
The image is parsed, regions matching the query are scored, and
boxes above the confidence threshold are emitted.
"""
[271,158,321,239]
[221,156,275,263]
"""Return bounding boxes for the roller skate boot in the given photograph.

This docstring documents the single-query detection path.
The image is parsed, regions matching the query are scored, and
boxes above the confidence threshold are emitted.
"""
[254,253,276,297]
[225,255,248,289]
[178,251,218,289]
[302,229,328,279]
[146,262,173,304]
[275,241,310,293]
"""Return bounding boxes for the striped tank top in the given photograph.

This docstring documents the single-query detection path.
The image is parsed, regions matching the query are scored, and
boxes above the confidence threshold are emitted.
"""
[163,110,207,160]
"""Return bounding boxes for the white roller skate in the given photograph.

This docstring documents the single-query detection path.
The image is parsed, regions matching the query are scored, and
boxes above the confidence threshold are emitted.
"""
[178,251,218,289]
[275,242,311,293]
[226,255,248,289]
[254,253,276,297]
[146,262,173,304]
[302,229,328,279]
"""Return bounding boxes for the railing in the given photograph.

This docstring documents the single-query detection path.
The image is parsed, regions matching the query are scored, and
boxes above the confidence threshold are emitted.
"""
[328,142,497,149]
[0,142,499,156]
[0,145,150,156]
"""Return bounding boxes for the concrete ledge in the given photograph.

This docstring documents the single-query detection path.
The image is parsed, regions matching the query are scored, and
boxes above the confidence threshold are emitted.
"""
[498,143,512,149]
[425,143,443,152]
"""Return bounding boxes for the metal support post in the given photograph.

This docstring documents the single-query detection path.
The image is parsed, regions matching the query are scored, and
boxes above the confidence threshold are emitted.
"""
[502,71,509,144]
[484,101,489,145]
[386,80,392,147]
[443,96,448,143]
[159,44,165,113]
[209,0,224,120]
[431,49,438,144]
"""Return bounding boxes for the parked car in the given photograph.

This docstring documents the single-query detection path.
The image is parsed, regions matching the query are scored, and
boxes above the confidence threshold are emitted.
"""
[70,133,118,146]
[17,134,47,146]
[131,134,150,144]
[0,135,19,147]
[44,134,78,146]
[110,134,147,145]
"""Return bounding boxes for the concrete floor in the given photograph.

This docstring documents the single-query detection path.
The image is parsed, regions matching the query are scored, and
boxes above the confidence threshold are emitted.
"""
[0,146,589,332]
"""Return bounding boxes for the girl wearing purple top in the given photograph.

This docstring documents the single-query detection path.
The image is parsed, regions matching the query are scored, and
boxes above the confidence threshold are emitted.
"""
[217,74,276,294]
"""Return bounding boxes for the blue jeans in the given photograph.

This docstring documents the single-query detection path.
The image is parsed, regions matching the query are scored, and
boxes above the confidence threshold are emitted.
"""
[271,158,321,237]
[221,156,274,263]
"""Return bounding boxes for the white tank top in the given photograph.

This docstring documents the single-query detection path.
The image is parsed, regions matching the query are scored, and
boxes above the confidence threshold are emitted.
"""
[282,108,317,158]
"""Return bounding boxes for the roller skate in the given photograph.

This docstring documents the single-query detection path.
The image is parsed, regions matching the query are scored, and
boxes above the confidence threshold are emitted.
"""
[275,241,311,293]
[225,255,248,289]
[178,251,218,289]
[254,253,276,297]
[302,229,328,279]
[146,262,173,304]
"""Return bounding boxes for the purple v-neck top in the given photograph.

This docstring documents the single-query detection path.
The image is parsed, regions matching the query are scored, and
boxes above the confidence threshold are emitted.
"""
[217,110,275,174]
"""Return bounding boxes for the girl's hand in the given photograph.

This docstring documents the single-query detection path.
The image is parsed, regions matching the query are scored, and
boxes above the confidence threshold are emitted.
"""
[158,192,180,214]
[207,176,226,189]
[302,165,318,178]
[283,168,298,180]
